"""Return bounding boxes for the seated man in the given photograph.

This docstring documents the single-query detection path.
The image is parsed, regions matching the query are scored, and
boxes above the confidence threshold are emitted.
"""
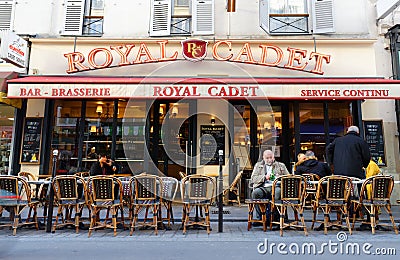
[294,150,331,178]
[250,149,290,224]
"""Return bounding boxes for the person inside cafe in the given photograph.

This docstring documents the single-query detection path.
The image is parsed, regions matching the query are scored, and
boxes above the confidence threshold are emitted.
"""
[90,153,118,176]
[250,149,290,227]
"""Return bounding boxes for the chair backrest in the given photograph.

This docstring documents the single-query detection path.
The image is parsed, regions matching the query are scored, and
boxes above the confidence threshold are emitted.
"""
[18,171,37,181]
[88,176,121,203]
[319,175,351,202]
[372,175,394,200]
[302,173,319,191]
[52,175,85,201]
[360,175,394,201]
[132,173,161,201]
[229,171,242,191]
[160,176,179,202]
[273,175,305,203]
[181,175,214,202]
[0,176,31,202]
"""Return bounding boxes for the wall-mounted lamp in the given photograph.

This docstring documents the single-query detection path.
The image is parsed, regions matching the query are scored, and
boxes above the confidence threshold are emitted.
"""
[159,106,164,115]
[211,118,216,125]
[90,125,97,133]
[171,106,179,116]
[96,105,103,115]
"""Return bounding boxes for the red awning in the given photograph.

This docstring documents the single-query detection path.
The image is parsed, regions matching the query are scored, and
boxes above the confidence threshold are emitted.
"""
[0,71,21,108]
[7,76,400,100]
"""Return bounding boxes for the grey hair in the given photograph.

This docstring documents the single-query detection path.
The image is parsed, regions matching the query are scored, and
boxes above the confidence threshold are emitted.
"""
[347,126,359,133]
[305,150,315,157]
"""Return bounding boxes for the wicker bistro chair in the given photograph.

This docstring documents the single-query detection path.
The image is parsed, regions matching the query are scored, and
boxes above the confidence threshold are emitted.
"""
[160,176,179,228]
[181,175,215,234]
[86,176,124,237]
[0,176,39,235]
[311,175,353,235]
[302,173,320,210]
[51,175,87,233]
[129,173,163,235]
[351,175,398,234]
[223,171,243,207]
[270,175,308,236]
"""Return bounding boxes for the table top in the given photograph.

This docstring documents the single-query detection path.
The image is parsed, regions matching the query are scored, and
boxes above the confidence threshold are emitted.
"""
[203,173,229,177]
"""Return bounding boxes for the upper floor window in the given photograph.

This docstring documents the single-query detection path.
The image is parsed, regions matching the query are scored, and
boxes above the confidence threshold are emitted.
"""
[150,0,214,37]
[0,0,14,30]
[61,0,104,36]
[260,0,334,35]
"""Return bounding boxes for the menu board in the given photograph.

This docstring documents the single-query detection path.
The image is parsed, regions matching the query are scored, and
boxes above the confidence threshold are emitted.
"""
[200,125,225,165]
[363,120,386,166]
[20,118,43,164]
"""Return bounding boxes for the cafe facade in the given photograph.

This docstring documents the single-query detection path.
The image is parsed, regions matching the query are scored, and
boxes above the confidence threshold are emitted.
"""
[1,0,399,200]
[4,38,400,192]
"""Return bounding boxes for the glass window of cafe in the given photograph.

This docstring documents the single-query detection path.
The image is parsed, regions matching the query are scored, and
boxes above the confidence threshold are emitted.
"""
[51,100,146,175]
[0,104,14,175]
[231,101,353,172]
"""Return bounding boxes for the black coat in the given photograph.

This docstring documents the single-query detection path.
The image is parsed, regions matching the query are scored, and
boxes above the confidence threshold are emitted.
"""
[326,131,371,178]
[294,159,331,178]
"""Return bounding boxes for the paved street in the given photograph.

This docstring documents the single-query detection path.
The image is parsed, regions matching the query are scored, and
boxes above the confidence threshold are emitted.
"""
[0,205,399,260]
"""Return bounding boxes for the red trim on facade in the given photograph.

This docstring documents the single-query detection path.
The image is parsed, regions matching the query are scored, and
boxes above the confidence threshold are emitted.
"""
[8,76,400,85]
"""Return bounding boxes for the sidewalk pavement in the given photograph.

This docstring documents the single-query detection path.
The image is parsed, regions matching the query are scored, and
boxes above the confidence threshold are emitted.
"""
[1,204,400,260]
[0,203,399,240]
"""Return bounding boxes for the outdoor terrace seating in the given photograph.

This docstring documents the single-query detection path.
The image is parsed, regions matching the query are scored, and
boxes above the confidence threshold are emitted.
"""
[311,175,353,235]
[0,176,39,235]
[351,175,399,234]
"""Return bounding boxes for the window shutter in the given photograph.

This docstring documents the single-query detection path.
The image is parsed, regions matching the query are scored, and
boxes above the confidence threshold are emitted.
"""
[312,0,335,34]
[61,0,85,36]
[192,0,214,35]
[149,0,171,36]
[0,0,14,30]
[259,0,269,34]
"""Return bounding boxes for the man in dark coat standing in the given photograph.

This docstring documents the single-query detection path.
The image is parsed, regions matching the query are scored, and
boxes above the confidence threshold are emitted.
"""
[326,126,370,179]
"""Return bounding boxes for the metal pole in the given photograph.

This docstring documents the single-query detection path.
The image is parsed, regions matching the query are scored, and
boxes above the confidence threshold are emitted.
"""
[218,150,223,233]
[46,149,58,233]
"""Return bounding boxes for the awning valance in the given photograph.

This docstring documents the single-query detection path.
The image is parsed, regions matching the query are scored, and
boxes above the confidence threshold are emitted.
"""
[0,71,21,108]
[7,76,400,100]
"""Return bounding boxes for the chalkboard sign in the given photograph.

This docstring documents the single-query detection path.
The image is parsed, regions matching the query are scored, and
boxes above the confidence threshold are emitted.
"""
[20,118,43,164]
[200,125,225,165]
[363,120,386,166]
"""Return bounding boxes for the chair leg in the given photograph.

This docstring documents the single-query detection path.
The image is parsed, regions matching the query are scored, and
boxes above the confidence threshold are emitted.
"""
[205,205,210,235]
[298,207,308,236]
[385,204,399,235]
[74,204,80,234]
[130,205,139,236]
[343,206,352,235]
[112,207,117,236]
[371,206,376,235]
[247,203,253,231]
[12,213,19,236]
[279,206,284,237]
[183,205,189,235]
[53,206,63,233]
[153,204,158,235]
[88,208,97,238]
[311,204,317,229]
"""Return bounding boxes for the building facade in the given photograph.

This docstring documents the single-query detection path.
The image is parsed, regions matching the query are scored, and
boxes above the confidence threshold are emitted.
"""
[1,0,400,199]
